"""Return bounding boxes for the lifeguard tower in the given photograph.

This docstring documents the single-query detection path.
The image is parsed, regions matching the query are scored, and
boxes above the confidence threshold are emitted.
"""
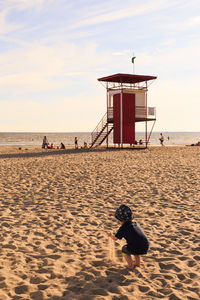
[90,73,157,148]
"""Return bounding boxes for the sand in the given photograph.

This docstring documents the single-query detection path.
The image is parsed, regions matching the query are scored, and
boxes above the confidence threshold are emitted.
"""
[0,146,199,300]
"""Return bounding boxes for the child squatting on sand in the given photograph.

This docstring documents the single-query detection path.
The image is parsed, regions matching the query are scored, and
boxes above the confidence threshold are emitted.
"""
[107,204,149,269]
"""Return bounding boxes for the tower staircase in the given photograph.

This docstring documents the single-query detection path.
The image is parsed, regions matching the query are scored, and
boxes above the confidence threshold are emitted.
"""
[90,112,113,148]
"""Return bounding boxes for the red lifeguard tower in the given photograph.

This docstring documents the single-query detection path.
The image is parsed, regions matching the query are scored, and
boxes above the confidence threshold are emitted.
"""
[90,73,157,148]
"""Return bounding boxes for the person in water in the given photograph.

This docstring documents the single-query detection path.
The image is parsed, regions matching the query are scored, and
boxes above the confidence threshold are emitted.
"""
[74,137,78,149]
[159,133,164,146]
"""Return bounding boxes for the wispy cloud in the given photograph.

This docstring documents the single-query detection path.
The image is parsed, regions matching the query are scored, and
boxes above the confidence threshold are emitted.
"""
[1,0,48,11]
[0,0,56,35]
[0,40,110,94]
[0,8,23,34]
[70,0,167,29]
[136,40,200,80]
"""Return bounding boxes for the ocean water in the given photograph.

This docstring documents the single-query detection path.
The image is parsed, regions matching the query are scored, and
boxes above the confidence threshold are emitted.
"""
[0,132,199,147]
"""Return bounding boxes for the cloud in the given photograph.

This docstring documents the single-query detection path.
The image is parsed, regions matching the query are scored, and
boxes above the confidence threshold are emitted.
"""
[0,41,108,93]
[70,0,167,29]
[136,39,200,76]
[0,0,57,36]
[0,8,23,34]
[1,0,48,11]
[0,44,63,92]
[0,94,106,132]
[188,15,200,26]
[0,0,58,35]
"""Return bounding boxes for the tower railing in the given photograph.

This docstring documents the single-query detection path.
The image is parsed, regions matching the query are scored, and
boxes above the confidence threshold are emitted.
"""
[107,107,113,121]
[135,106,156,119]
[100,106,156,120]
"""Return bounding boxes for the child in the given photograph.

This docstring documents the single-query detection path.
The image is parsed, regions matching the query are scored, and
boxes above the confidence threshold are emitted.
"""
[107,204,149,269]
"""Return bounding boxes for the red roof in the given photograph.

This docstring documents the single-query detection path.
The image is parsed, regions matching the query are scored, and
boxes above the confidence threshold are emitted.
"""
[98,73,157,84]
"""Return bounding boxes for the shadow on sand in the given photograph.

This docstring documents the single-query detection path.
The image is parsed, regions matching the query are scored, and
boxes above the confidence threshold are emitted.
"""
[48,263,136,300]
[0,147,147,159]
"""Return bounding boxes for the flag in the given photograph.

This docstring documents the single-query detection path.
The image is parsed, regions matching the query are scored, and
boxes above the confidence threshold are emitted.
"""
[131,56,136,64]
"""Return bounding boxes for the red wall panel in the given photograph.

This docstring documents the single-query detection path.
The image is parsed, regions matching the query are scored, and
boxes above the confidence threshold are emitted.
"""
[122,93,135,144]
[113,93,135,144]
[113,94,121,144]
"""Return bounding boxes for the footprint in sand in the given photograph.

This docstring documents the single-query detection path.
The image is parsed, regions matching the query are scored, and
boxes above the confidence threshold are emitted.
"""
[14,284,29,295]
[187,260,196,267]
[194,255,200,261]
[92,260,107,267]
[30,276,44,284]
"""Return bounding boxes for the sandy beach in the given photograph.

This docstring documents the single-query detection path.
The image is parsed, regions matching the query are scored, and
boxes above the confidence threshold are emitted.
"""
[0,146,199,300]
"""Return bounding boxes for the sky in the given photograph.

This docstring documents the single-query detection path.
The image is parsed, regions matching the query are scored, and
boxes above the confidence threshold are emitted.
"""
[0,0,200,132]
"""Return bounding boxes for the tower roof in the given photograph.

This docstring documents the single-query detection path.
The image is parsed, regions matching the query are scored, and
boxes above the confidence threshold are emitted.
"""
[98,73,157,84]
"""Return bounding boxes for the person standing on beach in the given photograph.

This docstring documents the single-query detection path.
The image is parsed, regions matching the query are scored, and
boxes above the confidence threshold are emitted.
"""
[159,133,164,146]
[42,136,48,148]
[74,137,78,149]
[107,205,149,269]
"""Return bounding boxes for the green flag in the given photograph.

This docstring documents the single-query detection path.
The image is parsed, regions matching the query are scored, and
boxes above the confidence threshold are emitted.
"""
[131,56,136,64]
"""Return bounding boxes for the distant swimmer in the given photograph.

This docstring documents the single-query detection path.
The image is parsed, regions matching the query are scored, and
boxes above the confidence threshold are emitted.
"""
[74,137,78,149]
[159,133,164,146]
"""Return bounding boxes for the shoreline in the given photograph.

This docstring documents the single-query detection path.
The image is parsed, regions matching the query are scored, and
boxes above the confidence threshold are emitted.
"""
[0,145,192,159]
[0,132,199,150]
[0,144,195,155]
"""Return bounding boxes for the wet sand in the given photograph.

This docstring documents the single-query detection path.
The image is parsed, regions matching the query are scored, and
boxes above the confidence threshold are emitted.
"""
[0,146,199,299]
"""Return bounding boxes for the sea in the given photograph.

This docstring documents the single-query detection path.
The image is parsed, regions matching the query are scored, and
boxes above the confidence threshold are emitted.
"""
[0,132,199,147]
